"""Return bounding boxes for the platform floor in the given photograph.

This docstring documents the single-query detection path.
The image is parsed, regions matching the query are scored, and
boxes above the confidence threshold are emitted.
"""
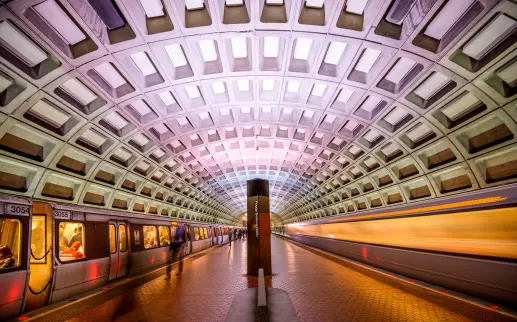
[29,236,512,322]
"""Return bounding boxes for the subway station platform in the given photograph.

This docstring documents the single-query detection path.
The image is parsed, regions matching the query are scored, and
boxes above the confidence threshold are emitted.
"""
[17,235,515,322]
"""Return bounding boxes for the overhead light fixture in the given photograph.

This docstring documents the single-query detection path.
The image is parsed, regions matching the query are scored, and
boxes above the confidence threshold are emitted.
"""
[94,62,127,88]
[231,37,248,58]
[185,85,201,99]
[336,88,354,103]
[345,0,369,15]
[33,0,87,45]
[263,79,275,91]
[165,44,188,67]
[29,100,70,128]
[287,80,301,93]
[104,112,128,130]
[138,0,165,18]
[130,99,152,116]
[294,38,313,60]
[198,39,218,62]
[462,14,517,60]
[211,82,225,94]
[263,37,280,58]
[413,72,450,100]
[324,42,347,65]
[158,91,176,105]
[355,48,381,73]
[185,0,205,10]
[237,79,250,91]
[385,57,416,83]
[311,83,327,97]
[424,0,476,40]
[130,52,156,76]
[0,20,47,67]
[60,78,98,106]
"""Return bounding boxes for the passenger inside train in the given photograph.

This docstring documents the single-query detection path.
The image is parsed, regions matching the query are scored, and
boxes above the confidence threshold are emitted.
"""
[0,245,15,269]
[59,222,85,261]
[0,218,20,270]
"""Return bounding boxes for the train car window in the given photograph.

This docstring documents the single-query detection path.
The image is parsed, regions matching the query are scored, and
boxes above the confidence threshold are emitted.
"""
[109,224,116,254]
[119,225,127,252]
[170,226,177,239]
[203,227,208,239]
[194,227,200,241]
[58,222,85,261]
[143,226,158,249]
[0,218,22,270]
[30,216,46,264]
[158,226,170,246]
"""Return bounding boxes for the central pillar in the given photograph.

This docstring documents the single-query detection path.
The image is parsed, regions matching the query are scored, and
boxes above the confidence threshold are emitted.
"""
[247,179,271,276]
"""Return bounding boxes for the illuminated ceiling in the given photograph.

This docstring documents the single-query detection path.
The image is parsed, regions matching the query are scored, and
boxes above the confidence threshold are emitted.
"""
[0,0,515,224]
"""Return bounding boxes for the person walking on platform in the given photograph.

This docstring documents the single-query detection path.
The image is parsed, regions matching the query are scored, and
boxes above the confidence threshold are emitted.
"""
[228,229,233,247]
[165,225,186,279]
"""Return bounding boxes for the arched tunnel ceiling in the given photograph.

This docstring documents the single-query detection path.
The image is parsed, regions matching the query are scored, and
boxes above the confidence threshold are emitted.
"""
[0,0,515,223]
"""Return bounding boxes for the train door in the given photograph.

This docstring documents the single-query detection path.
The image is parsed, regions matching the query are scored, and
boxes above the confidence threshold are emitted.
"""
[108,221,128,281]
[184,225,191,255]
[25,202,53,312]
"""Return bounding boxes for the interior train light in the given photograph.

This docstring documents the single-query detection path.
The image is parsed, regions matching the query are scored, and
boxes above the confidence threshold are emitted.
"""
[385,57,416,84]
[130,52,157,76]
[413,72,450,100]
[0,21,47,67]
[355,48,381,73]
[237,79,250,91]
[104,112,128,130]
[231,37,248,58]
[462,14,517,60]
[185,0,204,10]
[185,85,201,99]
[211,81,226,94]
[158,91,176,105]
[29,100,70,128]
[263,37,280,58]
[138,0,165,18]
[424,0,475,40]
[294,38,313,60]
[311,83,327,97]
[165,44,188,67]
[345,0,369,15]
[34,0,87,45]
[324,41,347,65]
[60,78,98,106]
[94,63,127,88]
[198,40,218,62]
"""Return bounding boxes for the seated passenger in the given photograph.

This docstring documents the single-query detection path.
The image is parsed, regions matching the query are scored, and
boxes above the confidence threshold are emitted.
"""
[160,235,170,246]
[0,245,16,269]
[62,242,84,259]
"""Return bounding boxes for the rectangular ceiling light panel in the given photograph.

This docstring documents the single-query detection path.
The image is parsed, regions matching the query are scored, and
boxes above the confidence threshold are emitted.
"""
[324,42,347,65]
[0,21,47,67]
[30,100,70,127]
[294,38,313,60]
[60,78,98,105]
[165,44,188,68]
[34,0,87,45]
[138,0,165,18]
[130,52,156,76]
[346,0,369,15]
[264,37,280,58]
[385,57,416,83]
[413,72,450,100]
[424,0,476,40]
[462,14,517,60]
[231,37,248,59]
[94,62,127,88]
[198,40,218,62]
[355,48,381,73]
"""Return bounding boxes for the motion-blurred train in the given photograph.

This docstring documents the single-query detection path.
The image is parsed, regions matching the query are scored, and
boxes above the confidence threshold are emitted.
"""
[0,198,233,320]
[273,183,517,308]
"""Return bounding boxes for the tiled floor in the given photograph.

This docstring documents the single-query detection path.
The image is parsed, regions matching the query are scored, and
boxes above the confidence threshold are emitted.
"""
[36,236,504,322]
